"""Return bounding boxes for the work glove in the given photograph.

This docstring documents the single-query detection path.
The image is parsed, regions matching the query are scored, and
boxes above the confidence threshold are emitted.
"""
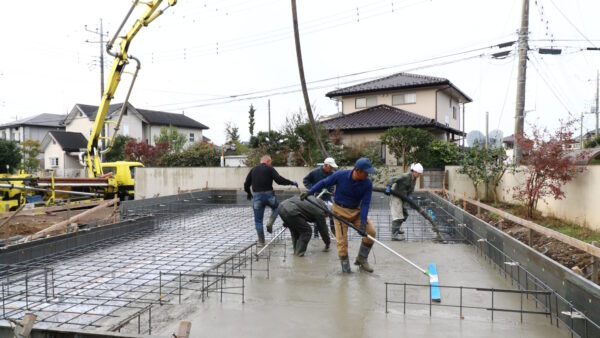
[292,181,298,187]
[246,192,253,200]
[384,185,391,196]
[408,194,413,200]
[300,192,309,200]
[358,221,368,237]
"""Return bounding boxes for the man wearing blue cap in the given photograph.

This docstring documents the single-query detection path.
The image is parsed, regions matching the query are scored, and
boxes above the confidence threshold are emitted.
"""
[301,157,376,273]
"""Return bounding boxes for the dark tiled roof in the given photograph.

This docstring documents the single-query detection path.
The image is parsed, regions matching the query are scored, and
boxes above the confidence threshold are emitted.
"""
[135,108,209,129]
[321,105,464,135]
[326,72,472,102]
[74,103,208,129]
[0,113,66,128]
[48,131,88,152]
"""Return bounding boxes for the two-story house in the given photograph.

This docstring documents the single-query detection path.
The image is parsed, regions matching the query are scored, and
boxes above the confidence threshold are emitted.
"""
[41,102,209,176]
[321,72,472,165]
[0,113,65,144]
[63,102,209,145]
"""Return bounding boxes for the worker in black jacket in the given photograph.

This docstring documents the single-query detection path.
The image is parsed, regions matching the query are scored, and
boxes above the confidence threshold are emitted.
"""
[278,195,331,256]
[244,155,298,246]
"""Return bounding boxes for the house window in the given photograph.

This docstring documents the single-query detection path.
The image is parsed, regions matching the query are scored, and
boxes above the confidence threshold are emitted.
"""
[392,93,416,105]
[50,157,59,167]
[189,133,195,143]
[453,106,457,120]
[355,98,367,109]
[355,96,377,109]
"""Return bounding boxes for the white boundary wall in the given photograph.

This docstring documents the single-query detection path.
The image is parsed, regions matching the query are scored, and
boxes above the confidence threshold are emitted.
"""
[446,165,600,231]
[135,167,312,199]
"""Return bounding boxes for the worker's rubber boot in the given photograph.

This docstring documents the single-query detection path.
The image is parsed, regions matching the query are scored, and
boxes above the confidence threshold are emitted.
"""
[313,227,319,239]
[340,255,352,273]
[322,242,330,252]
[354,244,374,273]
[290,232,298,253]
[392,219,405,236]
[295,240,309,257]
[257,231,265,247]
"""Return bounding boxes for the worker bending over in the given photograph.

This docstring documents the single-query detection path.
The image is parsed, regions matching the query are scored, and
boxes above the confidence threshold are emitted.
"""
[278,195,331,256]
[301,157,376,273]
[244,155,298,246]
[303,157,338,237]
[385,163,423,241]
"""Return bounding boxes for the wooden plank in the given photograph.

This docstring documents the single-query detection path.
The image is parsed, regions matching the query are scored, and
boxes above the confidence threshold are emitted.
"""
[0,200,105,219]
[429,189,600,259]
[21,196,118,242]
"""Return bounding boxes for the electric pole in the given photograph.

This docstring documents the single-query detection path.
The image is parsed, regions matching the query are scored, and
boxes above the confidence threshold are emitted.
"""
[291,0,328,158]
[85,18,108,98]
[268,99,271,134]
[596,70,600,137]
[513,0,529,165]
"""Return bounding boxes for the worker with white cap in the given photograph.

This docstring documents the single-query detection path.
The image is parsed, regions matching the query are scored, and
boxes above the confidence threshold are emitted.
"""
[384,163,424,241]
[302,157,338,237]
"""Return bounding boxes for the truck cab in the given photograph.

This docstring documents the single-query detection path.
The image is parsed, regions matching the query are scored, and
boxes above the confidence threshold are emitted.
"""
[101,161,144,200]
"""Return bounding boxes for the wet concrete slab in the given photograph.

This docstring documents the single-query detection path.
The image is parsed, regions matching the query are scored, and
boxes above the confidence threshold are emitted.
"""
[156,240,569,337]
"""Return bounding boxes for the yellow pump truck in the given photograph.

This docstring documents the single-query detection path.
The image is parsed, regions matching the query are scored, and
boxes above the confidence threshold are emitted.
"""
[0,0,177,212]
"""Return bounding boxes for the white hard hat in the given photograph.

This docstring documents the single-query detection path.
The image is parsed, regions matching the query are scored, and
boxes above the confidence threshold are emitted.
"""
[411,163,424,174]
[324,157,338,168]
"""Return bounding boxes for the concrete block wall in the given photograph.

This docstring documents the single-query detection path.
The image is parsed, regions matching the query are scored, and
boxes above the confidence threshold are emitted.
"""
[135,167,312,199]
[446,165,600,231]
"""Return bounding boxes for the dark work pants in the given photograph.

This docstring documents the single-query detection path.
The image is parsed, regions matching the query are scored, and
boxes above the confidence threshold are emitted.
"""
[279,209,330,246]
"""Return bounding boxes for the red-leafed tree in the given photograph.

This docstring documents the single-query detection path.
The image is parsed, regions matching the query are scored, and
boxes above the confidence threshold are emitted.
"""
[513,118,586,218]
[123,140,169,166]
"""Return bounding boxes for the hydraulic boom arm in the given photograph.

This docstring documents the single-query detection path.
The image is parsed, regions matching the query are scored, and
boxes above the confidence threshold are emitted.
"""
[86,0,177,178]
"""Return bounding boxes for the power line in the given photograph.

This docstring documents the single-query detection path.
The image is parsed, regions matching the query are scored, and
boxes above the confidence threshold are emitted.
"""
[546,0,596,48]
[529,53,571,113]
[148,40,514,109]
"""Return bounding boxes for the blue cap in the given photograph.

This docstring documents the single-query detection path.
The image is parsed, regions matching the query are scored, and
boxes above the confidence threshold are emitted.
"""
[354,157,376,174]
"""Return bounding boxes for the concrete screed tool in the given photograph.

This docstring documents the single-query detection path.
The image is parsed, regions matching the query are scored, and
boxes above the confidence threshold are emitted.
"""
[301,188,441,302]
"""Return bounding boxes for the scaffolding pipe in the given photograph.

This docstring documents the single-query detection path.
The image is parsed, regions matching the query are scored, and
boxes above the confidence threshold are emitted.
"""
[0,183,102,197]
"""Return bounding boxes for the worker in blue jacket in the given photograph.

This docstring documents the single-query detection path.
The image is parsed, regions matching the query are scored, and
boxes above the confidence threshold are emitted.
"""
[301,157,376,274]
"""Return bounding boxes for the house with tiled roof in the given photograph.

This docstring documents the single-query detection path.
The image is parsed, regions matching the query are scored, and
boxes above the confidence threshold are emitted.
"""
[0,113,65,144]
[40,131,89,176]
[322,72,472,165]
[64,102,209,147]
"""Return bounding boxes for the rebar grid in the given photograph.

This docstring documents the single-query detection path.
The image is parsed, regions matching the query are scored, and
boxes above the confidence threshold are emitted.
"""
[0,191,458,332]
[1,202,271,331]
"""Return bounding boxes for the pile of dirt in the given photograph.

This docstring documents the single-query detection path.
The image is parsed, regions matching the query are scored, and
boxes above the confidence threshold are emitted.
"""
[452,196,598,284]
[0,214,65,239]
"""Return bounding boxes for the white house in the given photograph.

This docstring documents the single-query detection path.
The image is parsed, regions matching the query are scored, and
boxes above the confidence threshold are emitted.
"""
[40,131,88,177]
[63,102,209,146]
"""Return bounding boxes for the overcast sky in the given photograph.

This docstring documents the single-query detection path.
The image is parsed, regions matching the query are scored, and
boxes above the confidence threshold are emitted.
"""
[1,0,599,145]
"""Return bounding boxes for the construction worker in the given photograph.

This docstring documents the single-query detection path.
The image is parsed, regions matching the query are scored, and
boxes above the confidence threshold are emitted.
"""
[278,195,331,256]
[301,157,376,274]
[302,157,338,238]
[385,163,423,241]
[244,155,298,246]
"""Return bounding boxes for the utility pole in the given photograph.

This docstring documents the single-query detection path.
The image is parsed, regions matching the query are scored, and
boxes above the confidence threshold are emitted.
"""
[462,104,465,147]
[485,111,489,200]
[596,70,600,137]
[291,0,328,158]
[513,0,529,165]
[581,112,584,149]
[85,18,108,97]
[268,99,271,134]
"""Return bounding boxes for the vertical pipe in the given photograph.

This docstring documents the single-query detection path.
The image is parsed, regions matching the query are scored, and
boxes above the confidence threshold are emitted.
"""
[159,271,162,305]
[403,283,406,314]
[520,292,523,322]
[491,289,494,321]
[25,270,29,310]
[385,283,388,314]
[179,272,182,305]
[460,286,463,319]
[149,306,152,335]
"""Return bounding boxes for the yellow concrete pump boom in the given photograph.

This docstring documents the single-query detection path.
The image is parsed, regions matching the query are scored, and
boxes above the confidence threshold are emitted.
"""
[86,0,177,178]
